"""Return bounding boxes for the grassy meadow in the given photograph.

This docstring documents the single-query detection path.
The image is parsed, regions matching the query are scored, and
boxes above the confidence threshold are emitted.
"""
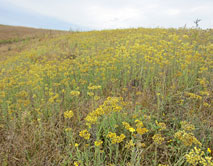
[0,27,212,166]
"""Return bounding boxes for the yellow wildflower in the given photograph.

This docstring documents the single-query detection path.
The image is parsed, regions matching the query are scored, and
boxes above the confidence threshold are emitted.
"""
[185,147,213,166]
[70,90,80,96]
[156,121,167,131]
[64,110,74,119]
[87,92,94,96]
[125,140,135,149]
[88,84,101,90]
[79,129,90,140]
[122,122,135,132]
[135,120,144,128]
[152,134,165,145]
[107,132,125,144]
[65,128,72,132]
[136,127,148,135]
[180,121,195,131]
[74,161,80,166]
[94,95,100,101]
[129,127,135,133]
[95,140,103,147]
[174,130,201,146]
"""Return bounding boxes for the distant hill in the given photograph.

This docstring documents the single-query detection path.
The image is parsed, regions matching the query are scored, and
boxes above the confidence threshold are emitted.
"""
[0,24,67,42]
[0,25,69,57]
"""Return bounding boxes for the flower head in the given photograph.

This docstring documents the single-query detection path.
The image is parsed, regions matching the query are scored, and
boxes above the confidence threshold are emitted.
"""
[64,110,74,119]
[95,140,103,147]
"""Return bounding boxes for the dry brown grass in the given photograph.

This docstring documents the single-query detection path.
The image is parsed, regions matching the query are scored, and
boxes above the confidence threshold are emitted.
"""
[0,24,65,41]
[0,24,68,61]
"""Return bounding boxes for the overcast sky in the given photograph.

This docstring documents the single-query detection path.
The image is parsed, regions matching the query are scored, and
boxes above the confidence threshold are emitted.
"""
[0,0,213,30]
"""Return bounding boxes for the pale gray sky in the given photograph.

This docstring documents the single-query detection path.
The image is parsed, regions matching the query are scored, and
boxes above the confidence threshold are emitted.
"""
[0,0,213,30]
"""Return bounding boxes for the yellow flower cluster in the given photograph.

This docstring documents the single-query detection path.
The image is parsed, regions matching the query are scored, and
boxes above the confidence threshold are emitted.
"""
[174,130,201,147]
[152,134,165,145]
[122,122,135,133]
[185,92,202,100]
[155,120,167,131]
[198,78,208,87]
[48,93,59,103]
[94,140,103,147]
[74,161,81,166]
[180,121,195,131]
[70,90,80,96]
[85,97,123,127]
[79,129,90,140]
[87,92,94,96]
[64,110,74,119]
[185,147,213,166]
[199,91,209,96]
[88,84,101,90]
[136,142,146,148]
[107,132,126,144]
[136,127,149,135]
[65,128,72,132]
[94,95,100,101]
[125,140,135,149]
[135,120,149,135]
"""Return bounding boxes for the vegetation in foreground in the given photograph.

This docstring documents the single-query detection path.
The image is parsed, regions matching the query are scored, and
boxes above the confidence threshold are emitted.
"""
[0,27,212,166]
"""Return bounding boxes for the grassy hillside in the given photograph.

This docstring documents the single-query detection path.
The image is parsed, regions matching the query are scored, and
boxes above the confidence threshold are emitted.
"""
[0,26,212,166]
[0,24,66,41]
[0,25,67,61]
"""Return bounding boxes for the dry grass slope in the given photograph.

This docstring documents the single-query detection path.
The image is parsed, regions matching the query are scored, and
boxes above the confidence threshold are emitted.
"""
[0,24,65,41]
[0,25,68,61]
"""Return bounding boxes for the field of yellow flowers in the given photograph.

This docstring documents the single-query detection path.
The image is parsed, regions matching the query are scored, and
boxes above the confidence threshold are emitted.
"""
[0,28,212,166]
